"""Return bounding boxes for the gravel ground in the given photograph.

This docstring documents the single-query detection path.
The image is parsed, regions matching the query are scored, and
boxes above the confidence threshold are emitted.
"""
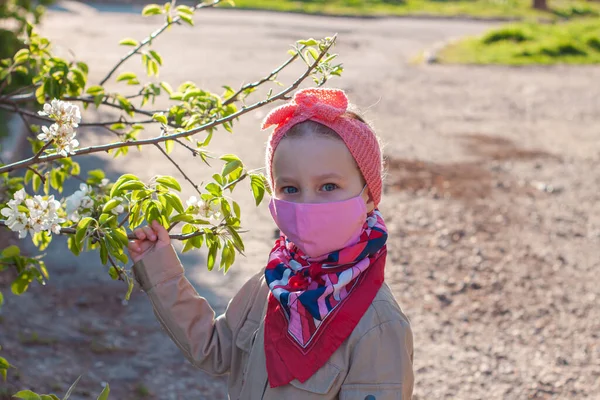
[1,2,599,399]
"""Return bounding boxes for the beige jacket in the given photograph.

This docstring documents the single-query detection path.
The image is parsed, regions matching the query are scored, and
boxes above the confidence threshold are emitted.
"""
[133,244,414,399]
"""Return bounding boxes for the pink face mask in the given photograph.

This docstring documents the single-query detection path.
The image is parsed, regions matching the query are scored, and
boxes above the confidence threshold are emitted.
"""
[268,189,368,258]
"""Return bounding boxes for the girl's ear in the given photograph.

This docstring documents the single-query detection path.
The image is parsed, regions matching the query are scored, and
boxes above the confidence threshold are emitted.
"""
[362,187,375,213]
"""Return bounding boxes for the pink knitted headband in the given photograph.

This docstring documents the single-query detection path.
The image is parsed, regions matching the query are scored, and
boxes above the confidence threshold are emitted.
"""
[261,88,382,206]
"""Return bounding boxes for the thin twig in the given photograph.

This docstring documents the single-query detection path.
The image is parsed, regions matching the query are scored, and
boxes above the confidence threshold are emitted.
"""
[118,210,131,228]
[175,138,202,156]
[33,141,53,160]
[0,35,337,175]
[105,252,126,281]
[0,103,157,127]
[222,50,300,106]
[99,0,224,86]
[223,172,248,191]
[63,96,164,120]
[26,167,46,184]
[154,142,202,196]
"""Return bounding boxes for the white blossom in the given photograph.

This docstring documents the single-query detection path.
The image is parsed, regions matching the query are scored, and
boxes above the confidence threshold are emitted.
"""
[64,183,94,222]
[38,99,81,127]
[1,190,65,238]
[186,196,221,222]
[37,99,81,157]
[99,178,110,188]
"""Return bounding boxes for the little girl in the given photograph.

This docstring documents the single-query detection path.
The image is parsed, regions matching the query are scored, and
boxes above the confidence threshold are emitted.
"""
[128,88,414,399]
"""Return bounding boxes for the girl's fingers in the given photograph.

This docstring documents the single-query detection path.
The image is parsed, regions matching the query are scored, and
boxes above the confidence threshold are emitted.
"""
[134,228,146,241]
[152,220,170,243]
[142,225,157,241]
[128,239,143,253]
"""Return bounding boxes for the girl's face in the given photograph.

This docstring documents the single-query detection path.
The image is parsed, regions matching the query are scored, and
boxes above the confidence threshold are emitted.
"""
[272,132,374,212]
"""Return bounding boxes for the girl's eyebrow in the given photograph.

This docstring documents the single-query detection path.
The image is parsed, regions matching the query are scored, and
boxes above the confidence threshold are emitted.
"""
[314,173,345,181]
[275,177,297,184]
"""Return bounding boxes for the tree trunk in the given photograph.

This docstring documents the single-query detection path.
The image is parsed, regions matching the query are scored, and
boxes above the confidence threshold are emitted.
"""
[533,0,548,9]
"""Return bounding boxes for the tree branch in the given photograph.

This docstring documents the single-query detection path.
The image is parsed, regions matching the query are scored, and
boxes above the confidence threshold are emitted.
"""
[0,35,336,175]
[99,0,224,86]
[0,102,157,127]
[0,219,215,241]
[154,142,202,196]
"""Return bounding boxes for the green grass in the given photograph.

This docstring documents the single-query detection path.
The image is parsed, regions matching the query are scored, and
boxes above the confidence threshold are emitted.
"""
[438,18,600,64]
[231,0,600,20]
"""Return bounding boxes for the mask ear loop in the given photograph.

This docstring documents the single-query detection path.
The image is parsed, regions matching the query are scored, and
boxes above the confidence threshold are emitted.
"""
[359,184,368,197]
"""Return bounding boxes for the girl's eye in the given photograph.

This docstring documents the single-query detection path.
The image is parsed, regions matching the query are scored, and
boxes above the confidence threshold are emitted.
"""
[282,186,299,194]
[322,183,338,192]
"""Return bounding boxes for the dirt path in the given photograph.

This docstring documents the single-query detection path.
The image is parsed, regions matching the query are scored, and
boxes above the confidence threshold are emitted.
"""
[1,2,599,399]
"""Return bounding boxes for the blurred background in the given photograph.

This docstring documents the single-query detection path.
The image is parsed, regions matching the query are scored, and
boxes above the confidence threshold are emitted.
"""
[1,0,599,399]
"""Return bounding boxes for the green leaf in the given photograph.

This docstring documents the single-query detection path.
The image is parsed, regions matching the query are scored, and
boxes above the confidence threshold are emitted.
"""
[176,5,194,15]
[110,174,140,197]
[226,226,245,253]
[99,241,108,265]
[219,245,231,269]
[108,266,119,280]
[250,174,266,206]
[68,236,80,256]
[0,291,3,308]
[92,94,104,108]
[63,375,82,400]
[1,245,20,258]
[169,213,195,224]
[12,390,41,400]
[116,72,137,82]
[153,113,168,124]
[71,68,87,89]
[0,357,8,369]
[76,217,94,247]
[88,169,106,182]
[149,50,163,66]
[179,14,194,26]
[165,140,174,154]
[86,85,104,95]
[160,81,174,95]
[207,242,218,271]
[220,154,241,163]
[298,38,319,46]
[233,201,241,219]
[39,261,49,280]
[144,200,162,224]
[13,49,30,64]
[182,239,195,253]
[35,84,45,104]
[41,395,60,400]
[221,160,242,177]
[163,192,184,213]
[119,38,139,46]
[306,47,320,61]
[118,181,146,191]
[205,183,222,197]
[112,228,129,247]
[155,176,181,191]
[32,171,42,192]
[11,271,32,295]
[142,4,162,16]
[102,199,120,214]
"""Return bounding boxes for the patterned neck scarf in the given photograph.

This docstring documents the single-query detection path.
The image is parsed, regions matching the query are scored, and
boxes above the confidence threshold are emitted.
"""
[264,210,388,387]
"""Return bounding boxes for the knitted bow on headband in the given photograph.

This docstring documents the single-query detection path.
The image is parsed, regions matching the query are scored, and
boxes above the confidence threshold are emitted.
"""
[261,87,383,206]
[261,88,348,129]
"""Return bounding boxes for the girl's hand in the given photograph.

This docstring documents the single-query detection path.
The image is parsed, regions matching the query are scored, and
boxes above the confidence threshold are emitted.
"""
[127,220,171,263]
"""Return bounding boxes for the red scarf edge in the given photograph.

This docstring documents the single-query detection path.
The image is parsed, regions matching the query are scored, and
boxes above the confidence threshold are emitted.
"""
[264,249,387,387]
